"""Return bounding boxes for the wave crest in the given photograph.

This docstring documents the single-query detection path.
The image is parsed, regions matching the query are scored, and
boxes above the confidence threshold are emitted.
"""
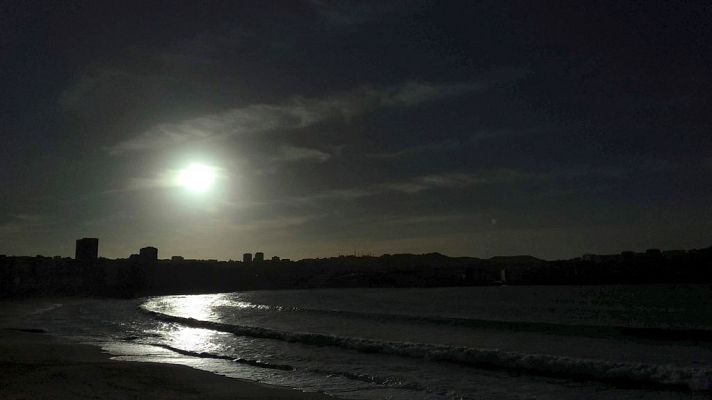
[140,307,712,391]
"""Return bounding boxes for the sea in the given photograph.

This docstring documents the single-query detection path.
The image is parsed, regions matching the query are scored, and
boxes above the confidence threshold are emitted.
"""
[23,285,712,399]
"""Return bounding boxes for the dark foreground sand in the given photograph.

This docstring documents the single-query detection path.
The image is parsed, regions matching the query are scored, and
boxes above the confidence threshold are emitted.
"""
[0,301,333,400]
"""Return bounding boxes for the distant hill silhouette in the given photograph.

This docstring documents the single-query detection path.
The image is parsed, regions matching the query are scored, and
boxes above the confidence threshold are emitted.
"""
[1,245,711,298]
[487,255,545,264]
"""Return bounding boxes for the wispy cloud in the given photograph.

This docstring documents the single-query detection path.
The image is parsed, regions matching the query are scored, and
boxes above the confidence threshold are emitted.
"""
[109,165,227,193]
[0,214,49,235]
[366,129,540,160]
[274,145,331,163]
[284,165,632,206]
[380,170,537,194]
[226,214,323,233]
[381,173,486,194]
[107,81,483,154]
[366,140,461,159]
[287,169,544,204]
[121,170,181,192]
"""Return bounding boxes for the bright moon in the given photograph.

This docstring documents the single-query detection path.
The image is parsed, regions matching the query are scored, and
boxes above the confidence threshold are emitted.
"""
[177,163,217,193]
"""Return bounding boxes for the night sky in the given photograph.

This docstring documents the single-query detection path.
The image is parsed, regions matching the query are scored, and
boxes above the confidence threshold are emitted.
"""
[2,1,711,260]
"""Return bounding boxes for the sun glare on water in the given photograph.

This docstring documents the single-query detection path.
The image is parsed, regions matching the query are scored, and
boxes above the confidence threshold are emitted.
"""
[177,163,217,193]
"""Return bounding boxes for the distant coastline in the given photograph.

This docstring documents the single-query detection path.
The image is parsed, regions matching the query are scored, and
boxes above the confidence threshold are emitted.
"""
[2,244,712,298]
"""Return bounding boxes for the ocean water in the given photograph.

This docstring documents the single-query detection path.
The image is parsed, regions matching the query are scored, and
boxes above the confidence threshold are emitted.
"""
[25,285,712,399]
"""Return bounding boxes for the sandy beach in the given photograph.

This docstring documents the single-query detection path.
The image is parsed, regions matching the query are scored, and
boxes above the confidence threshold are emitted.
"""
[0,300,333,400]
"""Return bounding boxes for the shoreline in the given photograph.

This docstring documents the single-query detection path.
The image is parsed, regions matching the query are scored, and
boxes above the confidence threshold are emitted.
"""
[0,299,334,400]
[0,329,334,399]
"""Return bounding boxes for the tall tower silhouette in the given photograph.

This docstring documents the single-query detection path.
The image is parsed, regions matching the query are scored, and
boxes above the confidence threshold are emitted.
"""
[75,238,99,260]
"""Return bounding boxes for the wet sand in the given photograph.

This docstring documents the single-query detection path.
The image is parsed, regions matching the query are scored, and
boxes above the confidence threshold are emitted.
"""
[0,300,333,400]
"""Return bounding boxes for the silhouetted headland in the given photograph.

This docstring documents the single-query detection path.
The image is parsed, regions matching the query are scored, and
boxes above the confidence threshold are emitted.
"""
[2,239,712,298]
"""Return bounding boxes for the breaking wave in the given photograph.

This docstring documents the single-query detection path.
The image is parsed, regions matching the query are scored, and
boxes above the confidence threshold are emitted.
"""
[251,305,712,342]
[140,307,712,391]
[146,343,294,370]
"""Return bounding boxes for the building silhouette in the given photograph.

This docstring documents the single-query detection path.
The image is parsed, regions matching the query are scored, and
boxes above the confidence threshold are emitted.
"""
[271,256,280,261]
[243,253,252,263]
[139,246,158,262]
[75,238,98,261]
[254,252,264,262]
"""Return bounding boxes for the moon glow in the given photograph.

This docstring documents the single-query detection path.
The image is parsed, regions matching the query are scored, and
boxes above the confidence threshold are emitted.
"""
[177,163,217,193]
